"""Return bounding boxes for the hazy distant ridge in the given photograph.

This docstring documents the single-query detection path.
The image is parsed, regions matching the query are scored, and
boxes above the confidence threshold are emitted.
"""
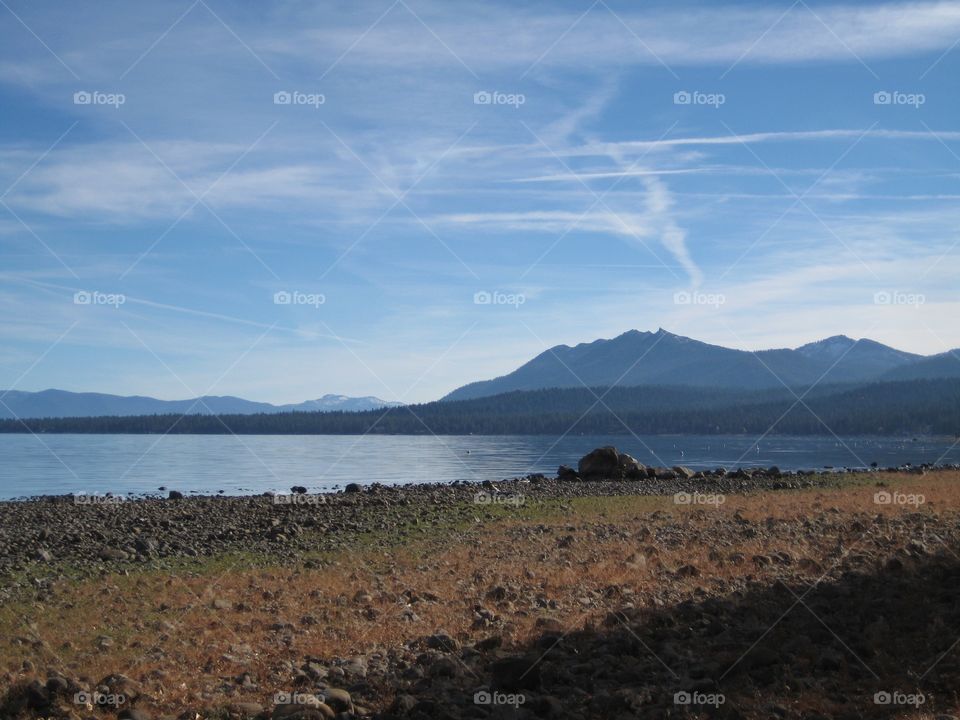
[0,390,401,420]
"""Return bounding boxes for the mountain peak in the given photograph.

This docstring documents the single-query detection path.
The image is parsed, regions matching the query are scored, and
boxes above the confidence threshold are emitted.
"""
[796,335,857,358]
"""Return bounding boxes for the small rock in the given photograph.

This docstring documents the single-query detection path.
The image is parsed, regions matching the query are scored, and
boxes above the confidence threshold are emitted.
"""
[118,710,152,720]
[426,632,460,652]
[98,546,129,562]
[322,688,351,713]
[229,702,265,719]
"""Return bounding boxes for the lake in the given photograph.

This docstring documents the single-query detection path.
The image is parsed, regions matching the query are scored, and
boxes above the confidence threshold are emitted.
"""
[0,433,957,499]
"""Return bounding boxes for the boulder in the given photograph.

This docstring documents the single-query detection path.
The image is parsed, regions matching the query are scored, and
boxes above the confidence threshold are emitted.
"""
[556,465,580,482]
[577,447,647,480]
[167,490,184,500]
[344,483,361,494]
[618,452,646,479]
[578,447,622,480]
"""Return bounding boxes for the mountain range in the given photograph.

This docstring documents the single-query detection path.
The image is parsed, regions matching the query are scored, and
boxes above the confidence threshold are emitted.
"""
[8,378,960,436]
[0,390,401,420]
[2,330,959,421]
[443,329,959,401]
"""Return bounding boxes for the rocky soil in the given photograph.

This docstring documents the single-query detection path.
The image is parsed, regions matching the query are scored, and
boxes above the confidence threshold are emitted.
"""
[1,455,957,720]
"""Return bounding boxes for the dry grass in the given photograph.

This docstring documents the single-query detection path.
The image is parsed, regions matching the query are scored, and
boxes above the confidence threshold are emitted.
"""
[2,470,958,717]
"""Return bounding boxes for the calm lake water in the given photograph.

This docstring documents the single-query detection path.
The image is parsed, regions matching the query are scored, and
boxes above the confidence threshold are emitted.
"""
[0,434,957,500]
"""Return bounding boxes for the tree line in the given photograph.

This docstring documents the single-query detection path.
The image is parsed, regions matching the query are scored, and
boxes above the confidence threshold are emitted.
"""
[1,378,958,436]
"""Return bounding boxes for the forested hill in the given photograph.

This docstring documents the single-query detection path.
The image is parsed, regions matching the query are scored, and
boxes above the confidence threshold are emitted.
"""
[2,378,959,436]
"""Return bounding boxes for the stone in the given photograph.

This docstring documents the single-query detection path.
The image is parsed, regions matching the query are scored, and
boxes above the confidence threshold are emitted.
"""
[98,546,129,562]
[134,537,158,554]
[476,635,503,652]
[344,483,361,493]
[228,703,265,719]
[578,446,622,479]
[392,694,417,715]
[428,656,459,677]
[426,632,460,652]
[271,704,329,720]
[322,688,351,712]
[167,490,184,500]
[118,710,152,720]
[618,452,646,479]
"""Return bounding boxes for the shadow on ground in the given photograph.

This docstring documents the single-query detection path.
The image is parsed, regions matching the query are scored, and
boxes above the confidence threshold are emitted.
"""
[382,543,960,719]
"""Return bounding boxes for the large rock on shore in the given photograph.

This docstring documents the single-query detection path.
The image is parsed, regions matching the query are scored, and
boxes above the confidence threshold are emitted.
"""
[577,447,646,480]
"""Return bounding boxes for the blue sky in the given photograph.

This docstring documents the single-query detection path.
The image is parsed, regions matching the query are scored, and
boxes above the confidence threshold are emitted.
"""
[1,0,959,404]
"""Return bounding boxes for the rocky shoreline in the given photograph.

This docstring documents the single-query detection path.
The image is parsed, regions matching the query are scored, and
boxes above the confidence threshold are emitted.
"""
[0,455,948,585]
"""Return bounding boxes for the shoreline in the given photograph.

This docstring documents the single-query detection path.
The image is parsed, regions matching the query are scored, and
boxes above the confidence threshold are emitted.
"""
[1,458,956,504]
[0,462,950,582]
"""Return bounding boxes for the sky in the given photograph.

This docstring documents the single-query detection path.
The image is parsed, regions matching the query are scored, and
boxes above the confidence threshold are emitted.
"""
[1,0,959,404]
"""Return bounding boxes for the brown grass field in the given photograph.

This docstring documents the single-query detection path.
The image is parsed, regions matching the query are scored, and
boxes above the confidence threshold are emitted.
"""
[2,470,959,719]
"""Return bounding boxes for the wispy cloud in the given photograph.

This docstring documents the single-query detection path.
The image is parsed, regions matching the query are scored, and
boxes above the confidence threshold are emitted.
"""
[272,1,960,70]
